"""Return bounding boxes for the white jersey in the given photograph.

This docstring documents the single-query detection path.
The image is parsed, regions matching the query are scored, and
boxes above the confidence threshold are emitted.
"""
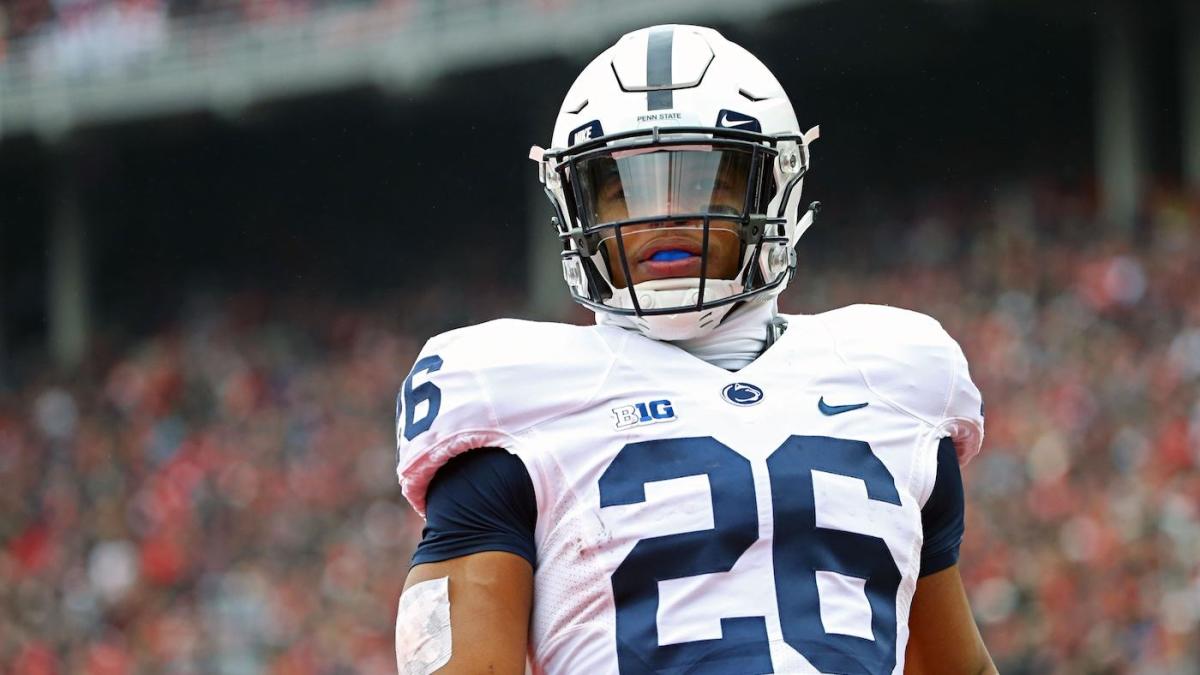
[396,304,984,675]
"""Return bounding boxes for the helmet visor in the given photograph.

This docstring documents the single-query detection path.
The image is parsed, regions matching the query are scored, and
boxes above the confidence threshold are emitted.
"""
[575,147,754,229]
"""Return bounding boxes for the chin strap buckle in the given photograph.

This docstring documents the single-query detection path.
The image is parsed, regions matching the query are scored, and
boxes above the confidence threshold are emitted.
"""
[765,316,789,348]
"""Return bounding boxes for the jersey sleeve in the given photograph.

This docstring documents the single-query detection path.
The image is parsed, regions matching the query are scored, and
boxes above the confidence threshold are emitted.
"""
[816,304,985,465]
[919,437,965,576]
[412,448,538,568]
[396,319,618,516]
[395,327,510,516]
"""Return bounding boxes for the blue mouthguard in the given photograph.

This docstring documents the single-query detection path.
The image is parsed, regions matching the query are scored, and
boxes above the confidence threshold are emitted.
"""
[649,250,694,262]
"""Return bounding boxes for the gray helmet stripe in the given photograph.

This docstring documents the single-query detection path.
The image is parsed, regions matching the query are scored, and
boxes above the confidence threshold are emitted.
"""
[646,27,674,111]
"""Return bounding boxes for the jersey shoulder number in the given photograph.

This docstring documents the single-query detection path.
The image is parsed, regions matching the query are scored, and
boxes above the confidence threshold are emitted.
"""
[395,319,616,515]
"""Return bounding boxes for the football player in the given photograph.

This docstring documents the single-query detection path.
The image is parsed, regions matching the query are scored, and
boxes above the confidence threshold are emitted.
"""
[395,24,997,675]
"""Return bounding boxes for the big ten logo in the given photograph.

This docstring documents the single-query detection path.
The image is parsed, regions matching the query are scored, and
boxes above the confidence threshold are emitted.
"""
[612,400,676,429]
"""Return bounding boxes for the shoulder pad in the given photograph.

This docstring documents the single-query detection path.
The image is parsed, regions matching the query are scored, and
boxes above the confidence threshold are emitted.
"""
[395,319,620,515]
[814,304,985,465]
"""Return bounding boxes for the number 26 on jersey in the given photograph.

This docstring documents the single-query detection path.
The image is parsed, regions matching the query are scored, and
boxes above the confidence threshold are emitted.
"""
[600,435,903,675]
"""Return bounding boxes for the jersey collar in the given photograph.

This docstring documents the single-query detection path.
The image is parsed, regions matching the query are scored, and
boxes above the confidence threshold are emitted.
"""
[595,298,778,371]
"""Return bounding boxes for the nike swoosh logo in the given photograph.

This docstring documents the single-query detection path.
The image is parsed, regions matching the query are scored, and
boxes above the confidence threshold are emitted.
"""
[718,112,755,128]
[818,397,869,416]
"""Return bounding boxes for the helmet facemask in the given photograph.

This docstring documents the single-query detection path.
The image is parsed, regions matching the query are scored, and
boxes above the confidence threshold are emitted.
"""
[535,125,811,340]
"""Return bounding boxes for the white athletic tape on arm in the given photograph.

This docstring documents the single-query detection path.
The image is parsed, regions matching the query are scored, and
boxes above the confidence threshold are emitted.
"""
[396,576,452,675]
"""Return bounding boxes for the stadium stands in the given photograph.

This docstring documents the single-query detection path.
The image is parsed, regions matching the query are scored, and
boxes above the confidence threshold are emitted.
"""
[1,181,1197,672]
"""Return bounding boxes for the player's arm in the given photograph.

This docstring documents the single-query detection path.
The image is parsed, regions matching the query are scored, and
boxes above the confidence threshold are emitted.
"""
[401,552,532,674]
[904,437,997,675]
[396,449,537,675]
[906,564,996,675]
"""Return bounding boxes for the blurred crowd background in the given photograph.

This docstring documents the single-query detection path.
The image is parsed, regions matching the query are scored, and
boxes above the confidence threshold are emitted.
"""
[4,181,1199,673]
[2,0,1199,673]
[0,0,410,75]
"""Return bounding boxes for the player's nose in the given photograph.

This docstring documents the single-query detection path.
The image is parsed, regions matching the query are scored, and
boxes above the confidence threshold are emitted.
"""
[641,218,704,235]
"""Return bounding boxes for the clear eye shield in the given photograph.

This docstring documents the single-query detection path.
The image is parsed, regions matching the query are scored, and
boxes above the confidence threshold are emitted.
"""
[576,147,753,227]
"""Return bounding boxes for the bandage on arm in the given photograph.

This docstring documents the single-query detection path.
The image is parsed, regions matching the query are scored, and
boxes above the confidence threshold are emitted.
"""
[398,552,533,675]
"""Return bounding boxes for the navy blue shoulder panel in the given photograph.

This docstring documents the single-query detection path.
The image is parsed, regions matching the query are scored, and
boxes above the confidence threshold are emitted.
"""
[919,436,965,577]
[411,447,537,568]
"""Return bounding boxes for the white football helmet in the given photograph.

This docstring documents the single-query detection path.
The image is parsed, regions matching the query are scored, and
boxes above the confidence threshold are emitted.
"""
[531,24,820,341]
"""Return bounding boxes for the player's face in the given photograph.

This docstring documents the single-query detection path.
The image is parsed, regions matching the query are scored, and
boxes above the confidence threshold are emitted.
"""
[582,149,748,289]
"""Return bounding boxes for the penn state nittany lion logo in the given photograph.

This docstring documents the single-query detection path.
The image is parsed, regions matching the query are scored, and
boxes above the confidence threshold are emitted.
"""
[721,382,764,407]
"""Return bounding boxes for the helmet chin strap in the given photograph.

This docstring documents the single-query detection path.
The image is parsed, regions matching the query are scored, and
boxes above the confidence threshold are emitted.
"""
[604,277,744,341]
[596,295,781,371]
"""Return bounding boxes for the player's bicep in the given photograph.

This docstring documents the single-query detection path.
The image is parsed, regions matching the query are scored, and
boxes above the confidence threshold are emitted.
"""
[905,564,996,675]
[399,552,533,675]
